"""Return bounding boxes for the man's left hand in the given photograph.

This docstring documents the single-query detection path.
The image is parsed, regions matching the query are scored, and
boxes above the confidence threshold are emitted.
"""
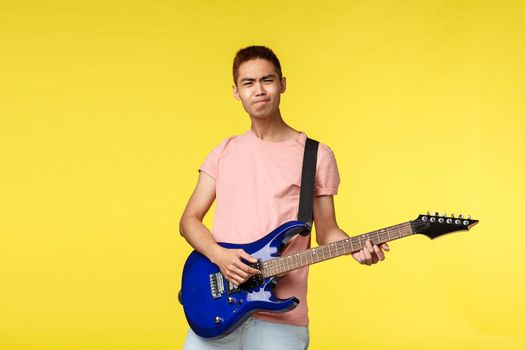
[352,239,389,265]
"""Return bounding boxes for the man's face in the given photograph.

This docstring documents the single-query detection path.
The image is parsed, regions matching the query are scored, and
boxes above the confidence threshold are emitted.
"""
[233,58,286,118]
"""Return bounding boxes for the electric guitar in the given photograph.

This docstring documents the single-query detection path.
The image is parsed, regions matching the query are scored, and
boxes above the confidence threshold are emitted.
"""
[179,212,478,339]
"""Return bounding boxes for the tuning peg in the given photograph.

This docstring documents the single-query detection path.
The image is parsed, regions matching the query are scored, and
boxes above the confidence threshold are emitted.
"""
[427,211,430,216]
[451,214,455,218]
[467,215,471,220]
[459,214,464,219]
[441,213,447,217]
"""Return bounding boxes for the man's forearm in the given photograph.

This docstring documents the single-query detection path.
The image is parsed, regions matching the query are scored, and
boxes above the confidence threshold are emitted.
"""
[316,227,349,246]
[179,217,222,262]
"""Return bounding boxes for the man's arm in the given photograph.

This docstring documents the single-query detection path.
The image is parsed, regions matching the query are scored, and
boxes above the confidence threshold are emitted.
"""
[312,195,389,265]
[179,171,259,285]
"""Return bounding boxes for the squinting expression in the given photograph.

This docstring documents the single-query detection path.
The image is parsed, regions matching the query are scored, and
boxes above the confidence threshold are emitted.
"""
[233,58,286,118]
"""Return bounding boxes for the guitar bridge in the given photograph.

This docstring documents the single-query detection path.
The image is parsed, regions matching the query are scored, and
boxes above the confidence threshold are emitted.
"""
[209,272,225,299]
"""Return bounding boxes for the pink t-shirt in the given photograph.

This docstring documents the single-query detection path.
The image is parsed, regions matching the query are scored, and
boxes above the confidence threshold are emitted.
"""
[198,129,340,327]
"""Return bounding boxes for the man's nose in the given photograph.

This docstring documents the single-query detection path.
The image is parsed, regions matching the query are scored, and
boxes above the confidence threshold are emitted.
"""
[255,82,266,95]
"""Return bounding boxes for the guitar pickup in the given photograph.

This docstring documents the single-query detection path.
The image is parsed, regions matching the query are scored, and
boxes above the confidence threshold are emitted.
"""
[227,280,241,294]
[209,260,263,298]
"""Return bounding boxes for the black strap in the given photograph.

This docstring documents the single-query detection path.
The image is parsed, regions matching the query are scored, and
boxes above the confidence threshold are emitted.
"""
[297,138,319,226]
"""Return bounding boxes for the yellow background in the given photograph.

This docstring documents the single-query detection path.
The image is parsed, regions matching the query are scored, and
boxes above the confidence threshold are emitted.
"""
[1,1,523,349]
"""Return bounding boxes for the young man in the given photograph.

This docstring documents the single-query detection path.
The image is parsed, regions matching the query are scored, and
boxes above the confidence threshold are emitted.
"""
[179,45,390,349]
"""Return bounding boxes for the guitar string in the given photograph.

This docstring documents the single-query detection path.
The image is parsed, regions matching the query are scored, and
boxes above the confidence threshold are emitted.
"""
[253,228,397,273]
[244,220,470,277]
[260,220,470,276]
[261,225,413,276]
[262,235,405,269]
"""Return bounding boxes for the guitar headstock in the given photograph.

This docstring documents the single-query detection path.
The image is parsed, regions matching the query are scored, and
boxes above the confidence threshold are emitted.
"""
[412,212,479,239]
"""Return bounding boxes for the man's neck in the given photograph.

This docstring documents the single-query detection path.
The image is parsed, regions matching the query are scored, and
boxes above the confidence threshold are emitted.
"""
[249,111,299,142]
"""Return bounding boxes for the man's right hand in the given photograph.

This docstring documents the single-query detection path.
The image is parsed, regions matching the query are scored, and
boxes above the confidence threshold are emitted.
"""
[210,246,260,286]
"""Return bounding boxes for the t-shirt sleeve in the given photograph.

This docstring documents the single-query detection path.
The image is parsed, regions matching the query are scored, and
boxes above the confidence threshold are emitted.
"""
[198,139,228,181]
[314,145,341,196]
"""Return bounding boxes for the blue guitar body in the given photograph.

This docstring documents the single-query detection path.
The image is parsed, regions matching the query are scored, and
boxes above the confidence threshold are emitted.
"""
[179,220,311,339]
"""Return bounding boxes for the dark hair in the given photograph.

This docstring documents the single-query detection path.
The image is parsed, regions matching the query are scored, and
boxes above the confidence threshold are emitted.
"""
[232,45,283,85]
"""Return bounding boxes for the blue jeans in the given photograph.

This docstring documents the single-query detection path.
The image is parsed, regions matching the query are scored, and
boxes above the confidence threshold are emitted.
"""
[182,317,310,350]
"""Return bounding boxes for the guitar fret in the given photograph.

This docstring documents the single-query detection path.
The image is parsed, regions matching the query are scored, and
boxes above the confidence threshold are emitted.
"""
[305,251,310,266]
[263,221,414,278]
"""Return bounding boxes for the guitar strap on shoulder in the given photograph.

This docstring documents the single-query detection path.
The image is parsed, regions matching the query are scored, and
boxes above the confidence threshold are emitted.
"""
[297,137,319,227]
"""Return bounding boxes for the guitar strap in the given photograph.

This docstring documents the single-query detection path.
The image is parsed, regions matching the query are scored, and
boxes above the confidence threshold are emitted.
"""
[297,137,319,227]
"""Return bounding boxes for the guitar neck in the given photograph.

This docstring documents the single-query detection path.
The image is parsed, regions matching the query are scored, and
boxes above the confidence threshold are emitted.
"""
[261,221,414,278]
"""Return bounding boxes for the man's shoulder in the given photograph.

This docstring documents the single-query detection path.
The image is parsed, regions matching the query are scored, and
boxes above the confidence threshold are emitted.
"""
[206,132,247,155]
[217,132,246,146]
[307,136,336,161]
[318,142,335,156]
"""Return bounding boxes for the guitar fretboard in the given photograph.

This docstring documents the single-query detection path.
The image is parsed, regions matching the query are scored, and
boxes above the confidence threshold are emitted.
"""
[261,221,413,278]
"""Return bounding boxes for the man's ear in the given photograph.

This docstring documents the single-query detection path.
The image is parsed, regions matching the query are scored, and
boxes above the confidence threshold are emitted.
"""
[280,76,287,93]
[232,84,240,100]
